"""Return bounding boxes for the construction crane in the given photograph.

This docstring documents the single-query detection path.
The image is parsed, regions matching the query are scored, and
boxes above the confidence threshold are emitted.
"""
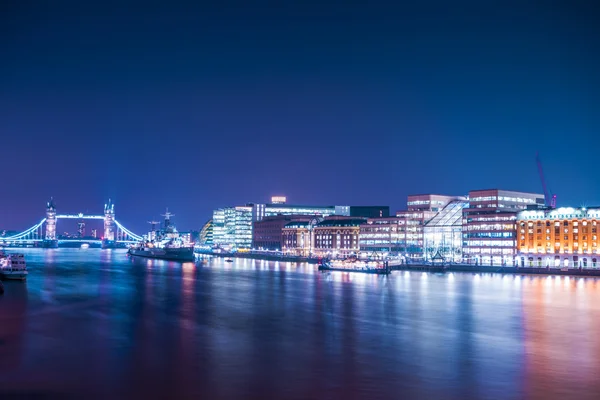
[536,152,557,208]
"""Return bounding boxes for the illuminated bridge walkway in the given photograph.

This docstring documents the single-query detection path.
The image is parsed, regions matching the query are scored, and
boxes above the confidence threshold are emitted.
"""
[0,199,142,248]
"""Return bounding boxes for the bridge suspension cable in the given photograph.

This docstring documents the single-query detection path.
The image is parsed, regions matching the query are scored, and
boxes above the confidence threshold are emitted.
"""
[1,218,47,241]
[114,220,143,242]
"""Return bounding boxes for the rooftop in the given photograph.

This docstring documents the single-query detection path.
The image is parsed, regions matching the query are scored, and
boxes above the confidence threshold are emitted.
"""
[315,218,366,228]
[518,206,600,220]
[283,221,310,229]
[425,200,469,227]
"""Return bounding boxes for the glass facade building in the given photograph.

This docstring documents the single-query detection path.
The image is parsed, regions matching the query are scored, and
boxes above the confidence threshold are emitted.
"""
[423,200,469,263]
[199,219,213,247]
[395,194,464,259]
[212,206,253,249]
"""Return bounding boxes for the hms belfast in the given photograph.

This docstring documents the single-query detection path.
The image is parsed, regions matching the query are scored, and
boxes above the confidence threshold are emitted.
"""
[128,210,195,262]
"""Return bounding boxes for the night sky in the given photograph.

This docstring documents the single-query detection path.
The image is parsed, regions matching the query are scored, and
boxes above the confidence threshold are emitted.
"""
[1,1,599,233]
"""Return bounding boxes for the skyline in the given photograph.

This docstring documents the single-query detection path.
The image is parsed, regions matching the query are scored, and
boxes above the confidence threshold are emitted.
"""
[2,1,599,232]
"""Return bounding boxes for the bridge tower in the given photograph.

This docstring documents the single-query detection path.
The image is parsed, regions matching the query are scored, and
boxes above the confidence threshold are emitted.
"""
[104,199,115,242]
[45,197,57,239]
[43,198,58,248]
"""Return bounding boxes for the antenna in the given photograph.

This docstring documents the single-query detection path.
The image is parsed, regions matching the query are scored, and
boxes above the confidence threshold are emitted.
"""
[161,208,174,229]
[147,220,160,231]
[161,208,174,220]
[536,152,557,208]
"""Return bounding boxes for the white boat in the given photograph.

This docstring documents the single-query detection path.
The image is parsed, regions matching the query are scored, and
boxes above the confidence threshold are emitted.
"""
[81,243,90,249]
[0,252,28,280]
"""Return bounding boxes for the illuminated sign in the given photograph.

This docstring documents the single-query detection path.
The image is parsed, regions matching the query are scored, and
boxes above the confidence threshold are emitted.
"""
[271,196,287,204]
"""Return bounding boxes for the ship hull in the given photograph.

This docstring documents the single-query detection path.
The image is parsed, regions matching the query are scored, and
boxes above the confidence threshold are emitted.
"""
[128,247,195,262]
[0,271,28,280]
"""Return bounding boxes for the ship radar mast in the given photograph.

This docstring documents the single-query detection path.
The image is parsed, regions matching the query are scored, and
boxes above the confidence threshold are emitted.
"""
[148,220,160,232]
[161,208,174,230]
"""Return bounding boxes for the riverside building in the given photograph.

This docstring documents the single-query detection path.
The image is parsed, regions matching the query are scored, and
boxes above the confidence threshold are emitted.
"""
[359,217,403,254]
[252,215,312,251]
[282,220,315,257]
[212,206,253,250]
[516,207,600,268]
[396,194,463,259]
[212,196,350,250]
[423,199,469,263]
[312,217,366,257]
[462,189,545,265]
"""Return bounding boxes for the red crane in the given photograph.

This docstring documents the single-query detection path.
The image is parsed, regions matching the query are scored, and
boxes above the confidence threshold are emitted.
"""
[536,152,557,208]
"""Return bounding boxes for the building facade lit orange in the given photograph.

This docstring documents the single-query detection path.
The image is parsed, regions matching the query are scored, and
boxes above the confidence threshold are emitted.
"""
[516,207,600,268]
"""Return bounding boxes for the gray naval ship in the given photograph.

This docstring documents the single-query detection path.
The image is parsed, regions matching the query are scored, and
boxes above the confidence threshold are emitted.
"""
[128,210,195,262]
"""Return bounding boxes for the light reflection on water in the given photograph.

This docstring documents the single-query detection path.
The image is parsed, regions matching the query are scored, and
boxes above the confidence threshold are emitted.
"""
[0,249,600,399]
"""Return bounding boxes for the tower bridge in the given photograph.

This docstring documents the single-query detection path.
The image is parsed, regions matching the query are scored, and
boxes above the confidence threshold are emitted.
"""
[0,198,143,248]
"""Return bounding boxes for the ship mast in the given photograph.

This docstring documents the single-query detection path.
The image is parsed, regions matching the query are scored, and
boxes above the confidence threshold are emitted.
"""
[161,208,174,230]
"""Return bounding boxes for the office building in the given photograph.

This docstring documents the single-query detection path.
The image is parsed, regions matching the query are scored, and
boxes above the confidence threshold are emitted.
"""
[253,202,347,222]
[349,206,390,218]
[212,206,253,249]
[463,189,545,265]
[359,217,403,254]
[212,210,226,246]
[516,207,600,268]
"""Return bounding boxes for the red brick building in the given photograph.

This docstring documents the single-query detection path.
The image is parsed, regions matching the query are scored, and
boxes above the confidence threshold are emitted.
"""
[252,215,312,250]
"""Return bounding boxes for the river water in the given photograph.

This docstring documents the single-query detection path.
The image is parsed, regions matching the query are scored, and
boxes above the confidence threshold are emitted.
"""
[1,249,600,399]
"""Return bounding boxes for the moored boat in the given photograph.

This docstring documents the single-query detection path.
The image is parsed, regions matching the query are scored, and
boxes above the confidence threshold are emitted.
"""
[317,257,391,274]
[128,209,195,262]
[0,252,28,280]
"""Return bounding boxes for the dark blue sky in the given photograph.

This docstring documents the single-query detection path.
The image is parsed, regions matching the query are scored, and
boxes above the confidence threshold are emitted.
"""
[1,1,599,233]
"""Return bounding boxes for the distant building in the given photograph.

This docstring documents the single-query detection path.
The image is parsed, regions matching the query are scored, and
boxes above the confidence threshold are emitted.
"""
[199,219,213,246]
[282,220,318,256]
[271,196,287,204]
[359,217,402,254]
[179,232,192,244]
[349,206,390,218]
[396,194,464,259]
[516,206,600,268]
[212,197,350,249]
[252,215,312,251]
[212,206,253,249]
[212,210,225,246]
[462,189,544,265]
[253,203,346,222]
[313,217,366,257]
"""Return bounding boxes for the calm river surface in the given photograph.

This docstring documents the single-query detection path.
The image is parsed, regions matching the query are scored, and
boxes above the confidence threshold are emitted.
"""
[1,249,600,399]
